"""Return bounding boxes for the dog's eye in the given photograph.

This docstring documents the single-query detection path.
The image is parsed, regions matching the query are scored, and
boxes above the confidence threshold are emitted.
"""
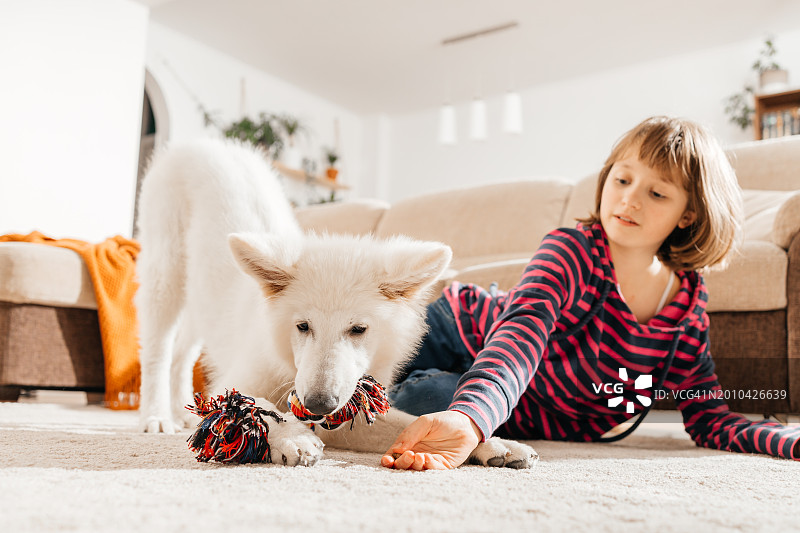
[349,325,367,336]
[296,322,310,333]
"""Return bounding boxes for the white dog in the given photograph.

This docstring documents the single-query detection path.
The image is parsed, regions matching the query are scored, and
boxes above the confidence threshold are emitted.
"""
[135,139,537,468]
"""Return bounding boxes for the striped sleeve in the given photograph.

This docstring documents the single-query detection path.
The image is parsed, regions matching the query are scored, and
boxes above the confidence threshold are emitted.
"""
[448,228,594,439]
[677,335,800,460]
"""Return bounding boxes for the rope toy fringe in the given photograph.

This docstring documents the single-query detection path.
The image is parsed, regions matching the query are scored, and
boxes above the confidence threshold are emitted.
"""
[186,389,284,464]
[288,374,390,430]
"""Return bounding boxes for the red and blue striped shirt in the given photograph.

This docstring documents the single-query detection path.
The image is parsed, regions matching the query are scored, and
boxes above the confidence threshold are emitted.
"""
[445,223,799,460]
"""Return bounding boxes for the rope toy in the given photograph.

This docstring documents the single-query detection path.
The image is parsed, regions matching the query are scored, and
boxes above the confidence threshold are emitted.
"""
[288,374,390,430]
[186,376,389,464]
[186,389,284,464]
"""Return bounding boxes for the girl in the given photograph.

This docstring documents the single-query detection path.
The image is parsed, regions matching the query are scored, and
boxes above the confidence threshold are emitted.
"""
[381,116,800,470]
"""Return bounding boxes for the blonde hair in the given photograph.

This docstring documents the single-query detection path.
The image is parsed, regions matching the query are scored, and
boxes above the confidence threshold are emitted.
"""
[578,116,743,271]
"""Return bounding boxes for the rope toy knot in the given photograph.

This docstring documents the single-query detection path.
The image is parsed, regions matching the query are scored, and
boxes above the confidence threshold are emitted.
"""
[287,375,390,430]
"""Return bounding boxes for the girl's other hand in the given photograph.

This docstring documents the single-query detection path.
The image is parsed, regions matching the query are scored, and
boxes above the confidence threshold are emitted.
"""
[380,410,482,470]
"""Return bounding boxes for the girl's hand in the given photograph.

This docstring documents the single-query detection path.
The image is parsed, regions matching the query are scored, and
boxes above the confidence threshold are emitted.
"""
[380,411,482,470]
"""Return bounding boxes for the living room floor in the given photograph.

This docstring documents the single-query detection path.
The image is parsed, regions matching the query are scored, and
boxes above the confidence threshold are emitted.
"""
[4,390,798,532]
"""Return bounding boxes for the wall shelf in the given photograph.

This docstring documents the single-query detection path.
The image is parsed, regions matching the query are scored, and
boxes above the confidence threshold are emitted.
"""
[272,161,349,191]
[754,88,800,140]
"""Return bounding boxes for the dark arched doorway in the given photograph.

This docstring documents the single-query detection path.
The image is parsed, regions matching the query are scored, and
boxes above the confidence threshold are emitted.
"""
[133,69,170,237]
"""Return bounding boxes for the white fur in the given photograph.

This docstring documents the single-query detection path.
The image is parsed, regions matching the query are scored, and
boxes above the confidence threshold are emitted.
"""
[135,139,536,469]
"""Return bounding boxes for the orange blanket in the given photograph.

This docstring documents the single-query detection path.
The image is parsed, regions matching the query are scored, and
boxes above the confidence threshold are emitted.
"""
[1,231,142,409]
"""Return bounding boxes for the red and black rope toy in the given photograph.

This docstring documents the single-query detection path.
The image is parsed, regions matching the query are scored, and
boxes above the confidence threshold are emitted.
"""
[187,375,390,464]
[287,374,391,430]
[186,389,284,464]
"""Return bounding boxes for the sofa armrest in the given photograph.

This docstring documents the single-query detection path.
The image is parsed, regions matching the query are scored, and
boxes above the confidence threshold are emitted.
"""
[772,192,800,250]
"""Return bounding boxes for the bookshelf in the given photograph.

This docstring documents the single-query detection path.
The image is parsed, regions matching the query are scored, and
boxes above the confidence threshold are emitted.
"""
[754,88,800,140]
[272,161,350,192]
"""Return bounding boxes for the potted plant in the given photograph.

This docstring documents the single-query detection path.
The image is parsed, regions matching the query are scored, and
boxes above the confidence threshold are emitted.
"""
[724,37,788,131]
[724,87,755,130]
[753,38,788,92]
[323,147,339,181]
[223,113,284,159]
[277,114,306,168]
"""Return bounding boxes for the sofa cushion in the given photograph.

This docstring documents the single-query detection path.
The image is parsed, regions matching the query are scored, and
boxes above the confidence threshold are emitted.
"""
[0,242,97,310]
[295,198,389,236]
[444,258,530,292]
[375,178,573,262]
[702,240,786,312]
[741,189,800,249]
[449,251,537,272]
[742,189,794,243]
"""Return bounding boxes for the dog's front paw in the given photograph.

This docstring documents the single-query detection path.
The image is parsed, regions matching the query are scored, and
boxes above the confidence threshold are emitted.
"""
[139,381,185,433]
[140,412,183,434]
[468,437,539,469]
[268,417,324,467]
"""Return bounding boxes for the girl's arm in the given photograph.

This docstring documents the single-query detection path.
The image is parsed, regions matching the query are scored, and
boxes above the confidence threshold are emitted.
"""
[382,228,596,470]
[676,337,800,460]
[448,228,595,439]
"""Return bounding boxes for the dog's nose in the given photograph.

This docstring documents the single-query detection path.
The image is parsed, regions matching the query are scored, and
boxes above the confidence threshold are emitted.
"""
[303,393,339,415]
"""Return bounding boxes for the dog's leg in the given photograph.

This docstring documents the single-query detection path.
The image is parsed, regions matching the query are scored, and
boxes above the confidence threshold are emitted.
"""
[317,409,417,453]
[138,308,181,433]
[251,398,324,466]
[136,240,186,434]
[170,325,203,429]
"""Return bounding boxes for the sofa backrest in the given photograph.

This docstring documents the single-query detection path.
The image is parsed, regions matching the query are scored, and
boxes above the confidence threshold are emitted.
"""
[560,172,599,228]
[295,135,799,261]
[726,135,800,191]
[294,198,390,236]
[374,178,573,269]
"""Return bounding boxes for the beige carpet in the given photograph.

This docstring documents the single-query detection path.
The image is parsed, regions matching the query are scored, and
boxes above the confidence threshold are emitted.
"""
[1,394,798,533]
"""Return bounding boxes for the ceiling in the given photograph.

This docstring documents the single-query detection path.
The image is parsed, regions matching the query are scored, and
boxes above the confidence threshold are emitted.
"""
[136,0,800,115]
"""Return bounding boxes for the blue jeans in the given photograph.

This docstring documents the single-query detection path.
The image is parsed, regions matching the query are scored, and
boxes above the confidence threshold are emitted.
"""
[388,296,473,416]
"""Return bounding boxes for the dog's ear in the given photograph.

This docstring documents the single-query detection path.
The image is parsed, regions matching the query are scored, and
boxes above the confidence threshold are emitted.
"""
[228,233,299,297]
[379,240,452,300]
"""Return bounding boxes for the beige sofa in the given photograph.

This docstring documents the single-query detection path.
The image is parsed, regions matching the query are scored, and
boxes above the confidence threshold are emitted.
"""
[2,136,799,416]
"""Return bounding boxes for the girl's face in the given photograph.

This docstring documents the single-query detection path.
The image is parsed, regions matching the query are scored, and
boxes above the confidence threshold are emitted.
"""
[600,150,696,258]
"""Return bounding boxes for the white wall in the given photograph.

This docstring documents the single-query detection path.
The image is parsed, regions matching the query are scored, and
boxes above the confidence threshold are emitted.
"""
[385,29,800,202]
[0,0,148,241]
[3,7,798,237]
[360,114,392,199]
[144,23,364,204]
